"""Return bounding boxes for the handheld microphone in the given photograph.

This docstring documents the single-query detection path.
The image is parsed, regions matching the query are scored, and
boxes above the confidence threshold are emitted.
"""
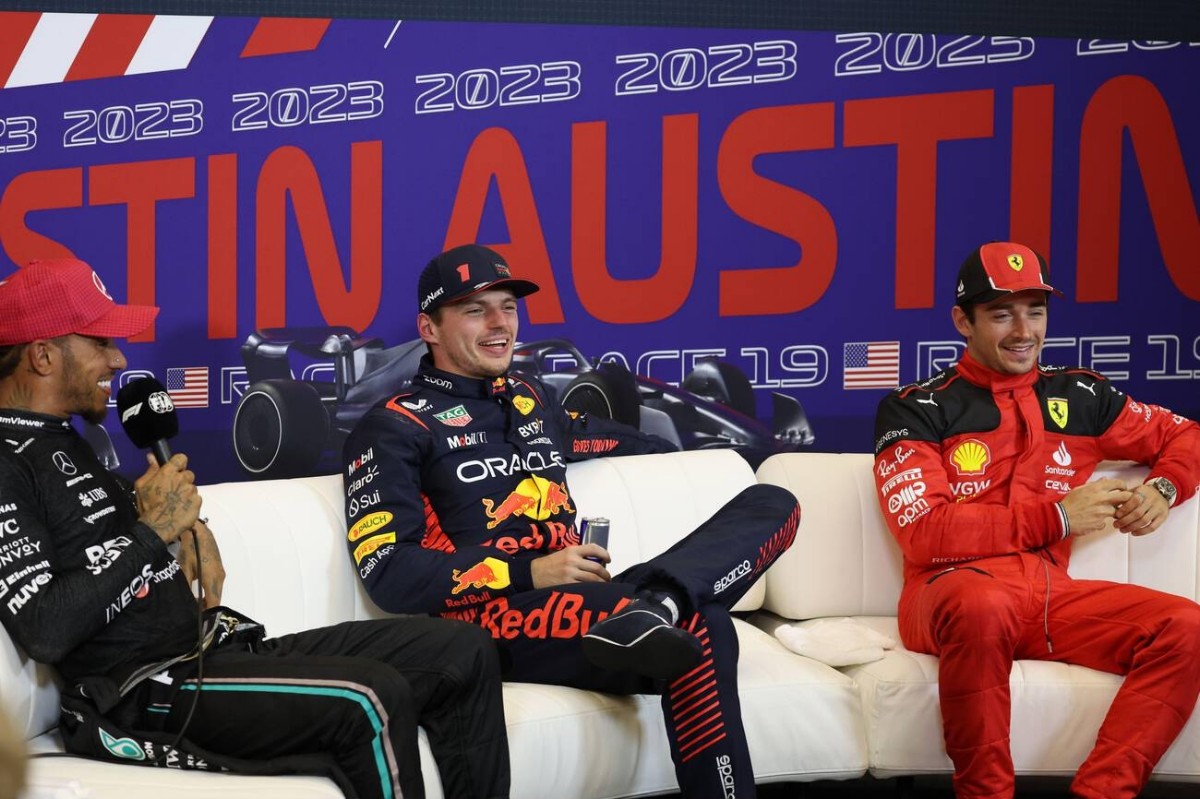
[116,377,179,465]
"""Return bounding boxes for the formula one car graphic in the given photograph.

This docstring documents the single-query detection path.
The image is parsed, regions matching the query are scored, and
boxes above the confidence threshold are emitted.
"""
[231,327,814,479]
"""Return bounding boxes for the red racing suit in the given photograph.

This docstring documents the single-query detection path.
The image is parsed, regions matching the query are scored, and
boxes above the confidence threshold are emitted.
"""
[873,350,1200,799]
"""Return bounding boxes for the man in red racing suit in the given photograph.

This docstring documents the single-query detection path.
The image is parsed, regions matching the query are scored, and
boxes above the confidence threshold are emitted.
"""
[344,244,801,799]
[873,242,1200,799]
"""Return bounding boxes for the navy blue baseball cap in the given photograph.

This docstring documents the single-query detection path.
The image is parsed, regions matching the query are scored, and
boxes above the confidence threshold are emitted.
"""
[417,244,539,313]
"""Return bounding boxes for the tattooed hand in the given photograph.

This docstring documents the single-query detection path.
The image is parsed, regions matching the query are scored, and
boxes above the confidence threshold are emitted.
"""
[178,521,225,609]
[134,452,201,544]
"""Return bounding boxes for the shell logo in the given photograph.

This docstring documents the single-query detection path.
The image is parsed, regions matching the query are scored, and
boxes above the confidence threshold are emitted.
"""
[950,439,991,475]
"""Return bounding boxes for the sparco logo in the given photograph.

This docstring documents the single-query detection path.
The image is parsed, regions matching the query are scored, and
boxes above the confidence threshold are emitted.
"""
[715,754,736,799]
[713,560,751,595]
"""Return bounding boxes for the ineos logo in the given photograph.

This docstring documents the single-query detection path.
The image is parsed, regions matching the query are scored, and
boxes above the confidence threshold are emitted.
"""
[52,451,78,476]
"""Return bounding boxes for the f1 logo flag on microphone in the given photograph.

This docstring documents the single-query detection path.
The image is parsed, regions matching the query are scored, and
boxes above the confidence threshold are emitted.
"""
[166,366,209,408]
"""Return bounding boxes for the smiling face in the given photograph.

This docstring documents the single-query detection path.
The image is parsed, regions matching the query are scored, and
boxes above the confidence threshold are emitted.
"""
[952,289,1048,375]
[419,288,519,379]
[55,334,126,423]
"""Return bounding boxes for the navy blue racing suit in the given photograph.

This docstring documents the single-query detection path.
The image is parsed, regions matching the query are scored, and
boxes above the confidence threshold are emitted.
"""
[344,357,801,798]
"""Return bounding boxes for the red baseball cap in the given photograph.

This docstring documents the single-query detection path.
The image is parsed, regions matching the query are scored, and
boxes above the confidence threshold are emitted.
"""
[0,259,159,346]
[955,242,1063,307]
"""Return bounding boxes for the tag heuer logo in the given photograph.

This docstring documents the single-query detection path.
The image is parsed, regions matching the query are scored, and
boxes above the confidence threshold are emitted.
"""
[433,405,473,427]
[1007,254,1024,271]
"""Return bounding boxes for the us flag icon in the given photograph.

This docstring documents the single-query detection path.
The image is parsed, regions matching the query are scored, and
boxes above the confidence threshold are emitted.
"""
[166,367,209,408]
[842,342,900,390]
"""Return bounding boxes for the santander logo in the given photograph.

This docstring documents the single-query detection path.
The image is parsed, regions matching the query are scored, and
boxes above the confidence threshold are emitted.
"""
[1052,441,1072,467]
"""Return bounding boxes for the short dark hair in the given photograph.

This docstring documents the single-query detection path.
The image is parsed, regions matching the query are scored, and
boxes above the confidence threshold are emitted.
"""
[0,344,27,381]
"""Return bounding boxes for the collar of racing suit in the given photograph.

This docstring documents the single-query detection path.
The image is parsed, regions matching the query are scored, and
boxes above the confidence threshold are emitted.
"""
[0,407,74,432]
[414,355,513,400]
[954,349,1040,394]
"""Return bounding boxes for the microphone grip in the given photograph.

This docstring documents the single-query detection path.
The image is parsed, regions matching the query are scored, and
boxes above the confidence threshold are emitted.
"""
[151,439,173,466]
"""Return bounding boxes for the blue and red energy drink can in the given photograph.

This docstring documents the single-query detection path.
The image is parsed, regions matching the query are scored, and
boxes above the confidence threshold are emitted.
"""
[579,517,610,562]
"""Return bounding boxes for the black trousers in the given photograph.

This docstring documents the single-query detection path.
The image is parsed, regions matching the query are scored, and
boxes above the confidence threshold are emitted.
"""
[119,617,510,799]
[455,483,801,799]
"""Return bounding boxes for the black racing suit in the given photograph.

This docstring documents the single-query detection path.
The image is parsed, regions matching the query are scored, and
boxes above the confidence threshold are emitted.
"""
[344,357,802,799]
[0,409,509,799]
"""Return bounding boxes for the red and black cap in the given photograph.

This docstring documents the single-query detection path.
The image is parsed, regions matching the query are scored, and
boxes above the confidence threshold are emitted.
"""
[955,242,1063,307]
[417,244,539,314]
[0,258,158,346]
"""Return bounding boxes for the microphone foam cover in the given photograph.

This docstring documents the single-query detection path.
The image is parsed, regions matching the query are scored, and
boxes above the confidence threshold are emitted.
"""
[116,377,179,449]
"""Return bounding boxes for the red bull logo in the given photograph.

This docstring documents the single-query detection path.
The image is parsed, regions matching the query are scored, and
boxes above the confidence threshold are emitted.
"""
[481,476,574,529]
[472,591,633,640]
[450,557,510,595]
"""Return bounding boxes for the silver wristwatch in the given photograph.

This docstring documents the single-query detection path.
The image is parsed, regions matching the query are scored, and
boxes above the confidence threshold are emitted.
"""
[1146,477,1178,507]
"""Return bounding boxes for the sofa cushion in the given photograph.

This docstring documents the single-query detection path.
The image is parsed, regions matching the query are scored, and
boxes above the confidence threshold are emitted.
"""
[503,620,867,797]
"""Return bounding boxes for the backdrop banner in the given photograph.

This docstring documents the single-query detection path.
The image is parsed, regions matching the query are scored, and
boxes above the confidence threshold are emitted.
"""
[1,13,1196,481]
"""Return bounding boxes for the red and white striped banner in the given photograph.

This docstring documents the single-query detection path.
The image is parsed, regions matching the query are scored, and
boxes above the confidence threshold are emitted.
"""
[0,12,331,89]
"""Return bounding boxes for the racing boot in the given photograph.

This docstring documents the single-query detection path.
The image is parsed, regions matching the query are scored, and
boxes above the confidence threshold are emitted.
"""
[581,595,702,680]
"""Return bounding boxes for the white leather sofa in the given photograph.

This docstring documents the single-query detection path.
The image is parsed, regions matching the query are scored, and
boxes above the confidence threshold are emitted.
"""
[8,449,1198,797]
[755,452,1200,786]
[11,450,866,798]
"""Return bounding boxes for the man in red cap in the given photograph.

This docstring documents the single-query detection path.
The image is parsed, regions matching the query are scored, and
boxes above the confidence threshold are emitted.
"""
[345,243,802,799]
[0,258,511,799]
[872,242,1200,799]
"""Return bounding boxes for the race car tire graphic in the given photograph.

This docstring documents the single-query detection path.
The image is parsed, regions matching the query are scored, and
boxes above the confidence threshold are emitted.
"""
[682,359,757,419]
[558,362,641,427]
[232,379,329,478]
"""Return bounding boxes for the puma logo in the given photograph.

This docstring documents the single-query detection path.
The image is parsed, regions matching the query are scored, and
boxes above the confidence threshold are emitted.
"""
[916,395,938,407]
[1076,381,1097,396]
